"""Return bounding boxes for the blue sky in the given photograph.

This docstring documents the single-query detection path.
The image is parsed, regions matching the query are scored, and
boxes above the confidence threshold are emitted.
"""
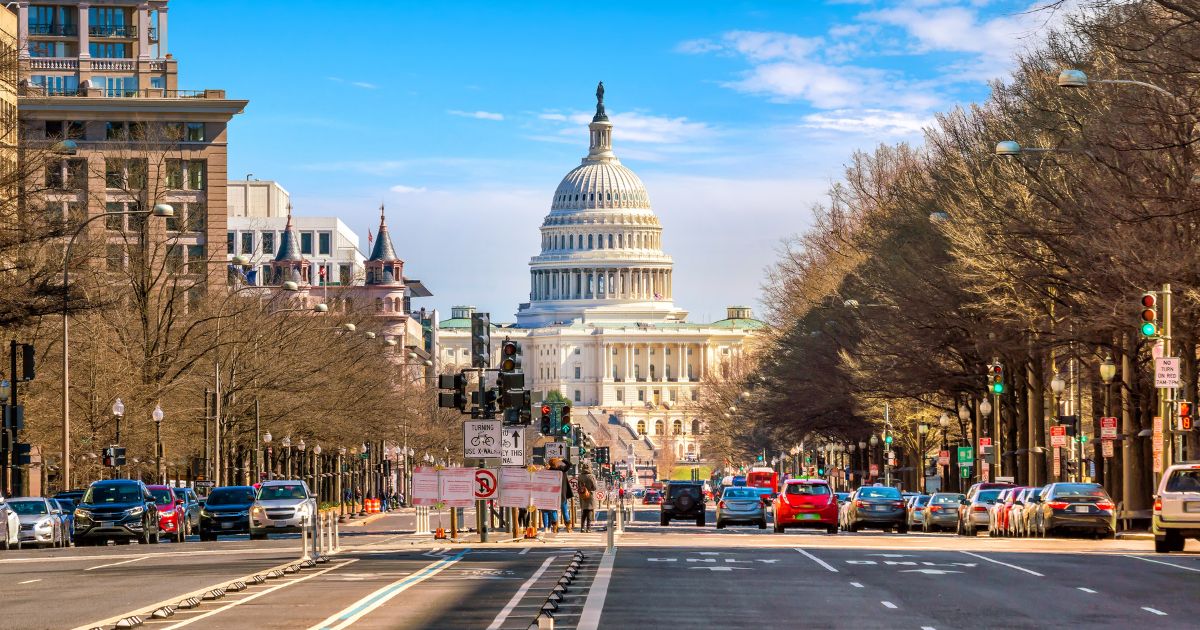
[174,0,1066,323]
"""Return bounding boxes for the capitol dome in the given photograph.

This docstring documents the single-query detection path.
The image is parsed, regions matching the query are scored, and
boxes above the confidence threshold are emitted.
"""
[515,83,687,328]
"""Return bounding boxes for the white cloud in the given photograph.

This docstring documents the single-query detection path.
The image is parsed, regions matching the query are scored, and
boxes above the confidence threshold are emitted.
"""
[801,109,935,136]
[448,109,505,121]
[326,77,378,89]
[536,110,713,146]
[389,184,428,193]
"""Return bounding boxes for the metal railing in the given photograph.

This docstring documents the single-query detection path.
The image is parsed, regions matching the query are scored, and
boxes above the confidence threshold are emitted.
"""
[89,24,136,38]
[29,23,78,36]
[19,85,212,99]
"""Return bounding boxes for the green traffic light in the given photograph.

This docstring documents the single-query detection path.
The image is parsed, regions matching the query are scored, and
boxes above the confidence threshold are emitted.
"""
[885,436,893,444]
[1141,322,1157,337]
[991,382,1005,395]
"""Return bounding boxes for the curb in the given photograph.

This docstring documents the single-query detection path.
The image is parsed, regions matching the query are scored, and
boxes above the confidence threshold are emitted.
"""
[1116,532,1154,540]
[341,512,391,528]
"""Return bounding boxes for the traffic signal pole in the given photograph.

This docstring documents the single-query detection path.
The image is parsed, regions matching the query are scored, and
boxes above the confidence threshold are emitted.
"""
[1161,284,1173,481]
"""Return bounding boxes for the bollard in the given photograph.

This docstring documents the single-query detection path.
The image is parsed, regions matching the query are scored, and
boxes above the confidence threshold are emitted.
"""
[300,516,310,561]
[333,513,341,552]
[606,496,614,552]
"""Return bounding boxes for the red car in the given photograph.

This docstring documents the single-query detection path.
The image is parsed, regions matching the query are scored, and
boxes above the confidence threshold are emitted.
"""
[642,491,663,505]
[773,479,838,534]
[990,487,1029,537]
[147,485,189,542]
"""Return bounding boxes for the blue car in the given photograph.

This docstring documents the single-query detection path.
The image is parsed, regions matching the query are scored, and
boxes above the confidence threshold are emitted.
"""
[54,499,76,539]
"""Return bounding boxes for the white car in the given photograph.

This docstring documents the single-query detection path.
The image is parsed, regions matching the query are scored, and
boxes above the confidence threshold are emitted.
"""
[1154,462,1200,553]
[250,480,317,540]
[0,494,20,549]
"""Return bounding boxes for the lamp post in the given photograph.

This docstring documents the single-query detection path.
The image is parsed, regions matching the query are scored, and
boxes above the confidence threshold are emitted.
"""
[869,435,879,481]
[313,444,322,503]
[152,404,164,484]
[918,422,929,493]
[262,431,273,481]
[112,398,125,479]
[1099,354,1117,492]
[979,397,993,482]
[338,446,347,519]
[281,436,292,478]
[61,203,174,489]
[1051,372,1067,481]
[298,439,307,488]
[939,413,950,491]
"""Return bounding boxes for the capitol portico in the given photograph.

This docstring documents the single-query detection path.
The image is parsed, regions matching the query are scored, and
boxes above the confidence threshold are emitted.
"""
[436,84,761,474]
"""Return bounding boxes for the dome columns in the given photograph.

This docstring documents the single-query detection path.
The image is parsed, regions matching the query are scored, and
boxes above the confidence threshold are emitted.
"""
[530,266,671,302]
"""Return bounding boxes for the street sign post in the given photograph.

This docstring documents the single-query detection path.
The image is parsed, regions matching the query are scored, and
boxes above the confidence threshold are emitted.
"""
[1100,417,1118,440]
[938,450,950,466]
[463,420,502,459]
[1155,357,1182,389]
[501,427,525,466]
[869,463,879,477]
[1050,425,1067,448]
[956,447,973,466]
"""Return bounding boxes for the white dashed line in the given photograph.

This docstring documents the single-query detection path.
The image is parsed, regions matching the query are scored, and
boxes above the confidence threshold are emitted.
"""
[84,555,149,571]
[18,579,41,584]
[518,547,530,555]
[959,551,1043,577]
[921,626,937,630]
[881,601,897,609]
[1078,587,1096,594]
[487,555,557,630]
[1124,555,1200,573]
[1142,607,1167,616]
[850,582,864,588]
[795,548,838,573]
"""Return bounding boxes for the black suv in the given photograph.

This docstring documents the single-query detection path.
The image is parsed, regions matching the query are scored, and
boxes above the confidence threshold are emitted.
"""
[198,486,256,540]
[73,479,161,545]
[660,481,706,527]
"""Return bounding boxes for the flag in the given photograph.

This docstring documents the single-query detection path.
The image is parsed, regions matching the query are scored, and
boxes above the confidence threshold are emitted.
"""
[318,266,327,285]
[368,229,373,246]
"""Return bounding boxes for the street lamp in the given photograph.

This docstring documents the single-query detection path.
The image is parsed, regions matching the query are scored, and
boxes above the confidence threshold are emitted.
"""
[152,404,164,484]
[111,398,125,478]
[918,422,930,492]
[979,397,992,417]
[298,439,307,486]
[61,204,173,489]
[282,436,292,478]
[263,431,273,480]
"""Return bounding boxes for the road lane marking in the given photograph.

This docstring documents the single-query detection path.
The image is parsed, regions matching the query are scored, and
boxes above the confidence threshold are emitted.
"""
[1142,607,1167,616]
[309,550,470,630]
[850,582,864,588]
[921,626,936,630]
[577,549,616,630]
[959,552,1042,577]
[486,556,557,630]
[0,546,309,565]
[1124,555,1200,573]
[795,548,838,572]
[84,555,149,571]
[519,546,531,555]
[160,560,357,629]
[18,579,41,584]
[881,601,897,609]
[1078,587,1096,594]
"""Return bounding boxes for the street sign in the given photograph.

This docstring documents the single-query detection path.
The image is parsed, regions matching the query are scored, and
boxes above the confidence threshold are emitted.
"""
[1153,415,1164,471]
[412,466,440,506]
[544,442,567,461]
[981,461,990,480]
[995,476,1014,484]
[869,464,879,477]
[957,447,973,466]
[960,466,972,478]
[1100,417,1118,440]
[978,437,992,448]
[501,427,525,466]
[1155,357,1182,389]
[1053,448,1061,477]
[1102,439,1114,458]
[463,419,502,459]
[1050,425,1067,447]
[474,468,498,499]
[440,467,475,508]
[530,469,563,511]
[498,467,532,508]
[938,450,950,466]
[195,480,215,488]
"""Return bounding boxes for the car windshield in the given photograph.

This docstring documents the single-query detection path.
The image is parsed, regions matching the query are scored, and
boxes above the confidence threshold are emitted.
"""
[975,490,1003,502]
[1052,484,1107,498]
[932,494,964,504]
[259,484,307,501]
[84,485,143,504]
[1166,470,1200,492]
[150,489,174,504]
[859,487,900,499]
[9,500,47,515]
[786,484,830,496]
[668,485,700,499]
[723,488,758,499]
[207,488,256,505]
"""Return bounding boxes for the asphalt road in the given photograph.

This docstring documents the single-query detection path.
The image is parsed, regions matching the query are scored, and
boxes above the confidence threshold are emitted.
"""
[3,505,1198,629]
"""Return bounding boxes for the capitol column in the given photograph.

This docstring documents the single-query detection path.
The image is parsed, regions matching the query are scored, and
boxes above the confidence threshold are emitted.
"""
[677,343,685,382]
[623,343,631,382]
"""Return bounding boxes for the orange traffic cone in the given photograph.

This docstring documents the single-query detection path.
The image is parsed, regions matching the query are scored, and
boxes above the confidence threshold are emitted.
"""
[435,527,447,540]
[524,526,537,539]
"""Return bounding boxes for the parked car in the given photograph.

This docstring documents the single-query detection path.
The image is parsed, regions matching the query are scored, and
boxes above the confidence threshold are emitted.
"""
[989,487,1030,537]
[716,486,767,529]
[773,479,838,534]
[642,490,663,505]
[147,485,189,542]
[9,497,69,548]
[199,486,256,541]
[54,499,76,539]
[174,487,202,533]
[1032,482,1116,539]
[73,479,161,545]
[1007,487,1043,537]
[906,495,931,529]
[922,493,965,532]
[250,480,317,540]
[659,481,706,527]
[1,493,22,550]
[1154,462,1200,553]
[957,488,1004,536]
[845,485,907,533]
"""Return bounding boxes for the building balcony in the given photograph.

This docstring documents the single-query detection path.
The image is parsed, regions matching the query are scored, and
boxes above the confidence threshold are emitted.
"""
[92,58,135,72]
[89,24,137,38]
[29,57,79,71]
[29,23,78,37]
[20,84,220,99]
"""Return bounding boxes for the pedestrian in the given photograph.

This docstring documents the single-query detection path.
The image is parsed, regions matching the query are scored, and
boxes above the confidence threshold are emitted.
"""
[555,458,574,532]
[577,463,597,532]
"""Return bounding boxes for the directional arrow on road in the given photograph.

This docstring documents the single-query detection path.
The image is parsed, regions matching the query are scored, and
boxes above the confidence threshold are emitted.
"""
[899,569,962,575]
[690,567,752,571]
[868,553,916,558]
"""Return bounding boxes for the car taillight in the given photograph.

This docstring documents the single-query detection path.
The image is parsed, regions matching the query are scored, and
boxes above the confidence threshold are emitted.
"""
[1096,502,1114,511]
[893,501,904,508]
[718,501,726,509]
[973,505,987,512]
[1154,498,1162,512]
[1047,501,1069,510]
[930,506,941,512]
[855,500,865,508]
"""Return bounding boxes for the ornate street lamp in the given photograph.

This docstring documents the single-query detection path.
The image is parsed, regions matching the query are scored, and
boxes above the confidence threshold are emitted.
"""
[152,404,165,484]
[263,431,273,480]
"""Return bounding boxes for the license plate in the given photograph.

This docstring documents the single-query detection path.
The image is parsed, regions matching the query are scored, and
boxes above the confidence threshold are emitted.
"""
[1074,506,1089,513]
[100,521,114,528]
[873,505,888,511]
[221,522,234,529]
[795,514,818,520]
[1185,502,1200,513]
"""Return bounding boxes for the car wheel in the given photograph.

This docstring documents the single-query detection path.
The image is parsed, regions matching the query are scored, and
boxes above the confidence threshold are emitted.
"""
[827,524,838,535]
[897,524,908,534]
[659,516,669,526]
[250,532,269,541]
[848,521,859,533]
[716,521,725,530]
[758,520,766,530]
[1155,536,1172,553]
[773,522,782,534]
[696,515,706,527]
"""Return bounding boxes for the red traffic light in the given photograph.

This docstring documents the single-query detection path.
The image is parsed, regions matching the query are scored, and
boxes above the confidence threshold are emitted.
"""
[1181,402,1193,417]
[1141,293,1156,308]
[540,404,551,416]
[502,341,518,356]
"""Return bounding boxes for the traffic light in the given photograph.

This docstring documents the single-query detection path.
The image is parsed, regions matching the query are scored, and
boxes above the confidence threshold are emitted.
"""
[561,404,571,429]
[437,373,469,411]
[539,404,552,435]
[12,442,31,465]
[560,422,574,440]
[1177,401,1194,432]
[500,340,522,372]
[470,312,491,367]
[1140,292,1158,337]
[1058,415,1079,437]
[988,361,1005,394]
[19,343,34,381]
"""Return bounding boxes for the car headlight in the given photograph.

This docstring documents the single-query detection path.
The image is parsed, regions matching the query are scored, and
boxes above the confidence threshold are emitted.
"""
[251,505,265,515]
[35,518,54,529]
[75,509,92,518]
[200,509,212,518]
[125,506,144,517]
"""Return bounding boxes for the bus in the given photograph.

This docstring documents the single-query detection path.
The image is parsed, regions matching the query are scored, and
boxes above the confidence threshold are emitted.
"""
[746,467,780,498]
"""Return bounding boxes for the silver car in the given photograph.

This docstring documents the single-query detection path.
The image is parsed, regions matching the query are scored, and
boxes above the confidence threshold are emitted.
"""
[957,488,1004,536]
[716,486,767,529]
[923,493,965,532]
[0,494,20,550]
[907,495,931,528]
[9,497,68,548]
[250,480,316,540]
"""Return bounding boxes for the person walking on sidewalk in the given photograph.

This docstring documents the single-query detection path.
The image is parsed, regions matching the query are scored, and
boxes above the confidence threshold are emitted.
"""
[577,463,597,532]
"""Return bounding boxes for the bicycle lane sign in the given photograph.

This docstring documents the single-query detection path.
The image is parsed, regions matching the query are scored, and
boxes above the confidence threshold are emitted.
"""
[464,419,502,459]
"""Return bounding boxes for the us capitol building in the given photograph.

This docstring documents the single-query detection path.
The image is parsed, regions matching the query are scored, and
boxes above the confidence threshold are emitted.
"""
[436,84,762,472]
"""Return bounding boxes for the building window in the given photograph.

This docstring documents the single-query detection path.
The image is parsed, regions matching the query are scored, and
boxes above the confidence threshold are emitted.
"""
[227,232,235,254]
[187,160,206,190]
[262,232,275,255]
[165,245,184,273]
[691,389,698,401]
[105,202,124,230]
[687,347,693,355]
[105,121,143,141]
[574,367,581,379]
[636,420,645,434]
[165,159,182,189]
[301,232,313,255]
[574,390,581,402]
[45,121,85,140]
[574,348,580,355]
[187,245,206,274]
[104,158,147,189]
[240,232,253,255]
[105,245,124,271]
[88,42,129,58]
[186,123,205,142]
[30,75,79,95]
[339,263,351,285]
[186,202,206,233]
[692,420,701,434]
[637,390,645,402]
[673,419,683,435]
[318,232,332,255]
[616,389,623,402]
